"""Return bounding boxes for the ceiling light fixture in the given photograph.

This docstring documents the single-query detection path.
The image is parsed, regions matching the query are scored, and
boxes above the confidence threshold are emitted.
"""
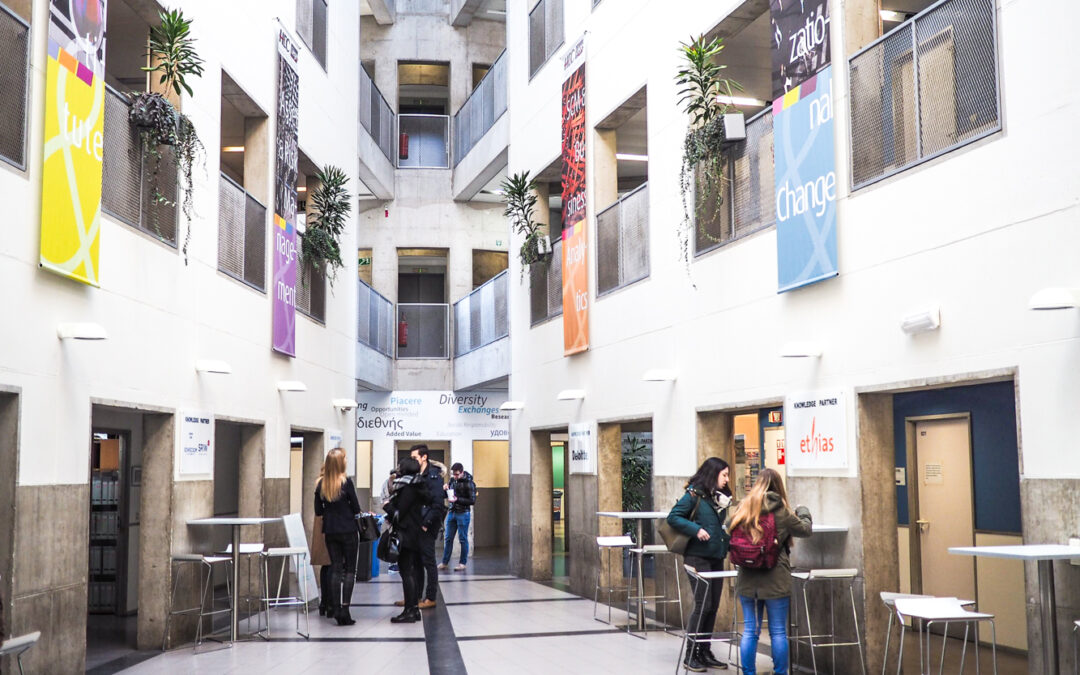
[642,369,678,382]
[717,96,768,107]
[222,146,245,153]
[277,380,308,392]
[195,359,233,374]
[332,398,358,411]
[779,342,822,358]
[615,153,649,162]
[499,401,525,411]
[900,307,941,335]
[56,323,108,340]
[1028,287,1080,311]
[297,185,307,192]
[879,10,909,22]
[556,389,586,401]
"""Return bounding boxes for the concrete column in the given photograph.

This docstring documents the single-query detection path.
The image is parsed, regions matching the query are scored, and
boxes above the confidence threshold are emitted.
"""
[243,117,272,205]
[528,430,553,580]
[137,413,175,650]
[0,393,15,651]
[596,423,623,593]
[592,128,619,213]
[840,0,882,57]
[301,433,326,543]
[696,410,735,470]
[533,182,550,234]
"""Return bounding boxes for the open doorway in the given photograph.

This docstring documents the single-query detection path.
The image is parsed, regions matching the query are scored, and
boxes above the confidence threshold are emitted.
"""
[551,434,568,582]
[471,440,510,573]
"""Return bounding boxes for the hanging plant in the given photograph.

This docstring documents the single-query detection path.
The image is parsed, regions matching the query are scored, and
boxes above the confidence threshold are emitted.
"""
[301,166,352,288]
[131,8,206,261]
[676,35,742,271]
[501,171,550,274]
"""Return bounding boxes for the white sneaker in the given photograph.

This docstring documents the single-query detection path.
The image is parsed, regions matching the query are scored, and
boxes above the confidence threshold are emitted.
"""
[455,564,467,571]
[437,563,448,570]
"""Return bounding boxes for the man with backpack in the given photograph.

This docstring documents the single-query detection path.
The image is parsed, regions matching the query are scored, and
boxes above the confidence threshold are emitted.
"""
[438,463,477,571]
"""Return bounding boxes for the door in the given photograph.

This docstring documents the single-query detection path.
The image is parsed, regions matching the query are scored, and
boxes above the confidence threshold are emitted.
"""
[911,417,975,602]
[762,426,786,485]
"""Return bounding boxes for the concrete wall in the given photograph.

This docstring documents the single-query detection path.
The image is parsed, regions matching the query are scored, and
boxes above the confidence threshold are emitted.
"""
[453,336,510,390]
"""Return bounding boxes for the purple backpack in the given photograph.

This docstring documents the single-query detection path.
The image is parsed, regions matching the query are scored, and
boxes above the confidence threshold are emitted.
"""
[727,512,781,570]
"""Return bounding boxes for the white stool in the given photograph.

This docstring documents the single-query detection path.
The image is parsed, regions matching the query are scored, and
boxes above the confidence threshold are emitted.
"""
[162,554,232,650]
[259,546,311,639]
[893,596,997,675]
[790,568,867,675]
[627,544,685,635]
[677,565,738,675]
[879,592,976,675]
[594,536,633,626]
[0,631,40,675]
[218,543,266,633]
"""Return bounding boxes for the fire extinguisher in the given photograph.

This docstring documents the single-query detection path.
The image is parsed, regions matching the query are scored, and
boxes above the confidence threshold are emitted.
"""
[399,132,409,160]
[398,313,408,348]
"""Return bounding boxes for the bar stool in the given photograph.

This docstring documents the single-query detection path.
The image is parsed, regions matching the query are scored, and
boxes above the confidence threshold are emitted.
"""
[162,553,233,650]
[593,535,634,626]
[259,546,311,639]
[879,592,977,675]
[1073,620,1079,675]
[219,543,266,633]
[790,568,867,675]
[626,543,685,635]
[0,631,40,675]
[677,565,739,675]
[893,596,997,675]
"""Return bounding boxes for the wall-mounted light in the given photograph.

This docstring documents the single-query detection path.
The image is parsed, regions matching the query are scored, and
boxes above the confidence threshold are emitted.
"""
[880,10,911,22]
[277,380,308,392]
[615,153,649,162]
[222,146,245,153]
[900,306,941,335]
[717,96,768,107]
[332,398,358,411]
[195,359,233,374]
[1028,287,1080,311]
[779,342,822,358]
[642,369,678,382]
[296,185,307,192]
[557,389,586,401]
[56,323,108,340]
[499,401,525,411]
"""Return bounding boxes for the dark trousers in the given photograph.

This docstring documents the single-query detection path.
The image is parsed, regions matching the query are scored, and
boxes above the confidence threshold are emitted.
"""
[420,527,440,601]
[685,555,726,649]
[319,565,332,609]
[325,531,359,615]
[398,546,424,610]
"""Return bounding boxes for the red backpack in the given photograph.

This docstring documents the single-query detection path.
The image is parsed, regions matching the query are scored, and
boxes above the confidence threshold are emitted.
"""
[727,512,782,570]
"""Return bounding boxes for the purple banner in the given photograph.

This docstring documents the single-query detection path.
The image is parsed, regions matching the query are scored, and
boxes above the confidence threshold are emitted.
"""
[272,27,300,356]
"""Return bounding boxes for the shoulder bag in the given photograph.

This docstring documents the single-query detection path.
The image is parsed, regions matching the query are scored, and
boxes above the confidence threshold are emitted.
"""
[657,495,700,556]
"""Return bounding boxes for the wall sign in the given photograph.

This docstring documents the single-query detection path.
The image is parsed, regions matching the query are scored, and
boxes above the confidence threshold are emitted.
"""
[272,24,301,356]
[784,390,847,471]
[40,0,108,286]
[354,391,508,442]
[561,35,589,356]
[179,412,213,475]
[770,0,831,99]
[568,422,596,475]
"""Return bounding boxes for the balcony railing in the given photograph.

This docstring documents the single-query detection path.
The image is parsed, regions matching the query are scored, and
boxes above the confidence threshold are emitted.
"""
[218,173,267,291]
[848,0,999,189]
[529,238,563,327]
[454,270,509,357]
[358,280,394,357]
[597,183,649,296]
[0,3,30,170]
[398,115,450,169]
[453,50,507,167]
[359,66,395,162]
[397,303,450,359]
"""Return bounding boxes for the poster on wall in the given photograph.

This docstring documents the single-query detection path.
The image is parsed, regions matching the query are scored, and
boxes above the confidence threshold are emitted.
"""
[40,0,108,286]
[568,422,596,475]
[770,0,830,99]
[783,390,847,471]
[327,429,343,454]
[561,35,589,356]
[272,24,301,357]
[179,412,213,475]
[773,65,837,292]
[354,391,509,442]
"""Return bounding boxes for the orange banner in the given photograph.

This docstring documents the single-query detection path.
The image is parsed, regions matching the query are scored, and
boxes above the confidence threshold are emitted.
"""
[562,222,588,355]
[561,36,588,356]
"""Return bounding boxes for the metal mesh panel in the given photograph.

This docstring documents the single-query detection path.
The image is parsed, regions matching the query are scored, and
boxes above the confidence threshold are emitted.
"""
[396,304,448,359]
[217,175,245,278]
[850,26,916,187]
[545,0,563,59]
[312,0,328,69]
[493,271,508,339]
[357,281,393,356]
[730,112,774,239]
[102,90,143,228]
[530,261,548,325]
[145,146,178,244]
[296,259,313,316]
[0,6,29,168]
[243,193,266,289]
[596,202,619,295]
[398,115,448,168]
[359,69,372,133]
[493,53,508,120]
[693,158,731,254]
[452,52,505,166]
[358,279,372,345]
[454,299,470,356]
[379,297,392,355]
[296,0,314,50]
[529,1,545,77]
[619,184,649,286]
[470,291,483,349]
[547,239,563,318]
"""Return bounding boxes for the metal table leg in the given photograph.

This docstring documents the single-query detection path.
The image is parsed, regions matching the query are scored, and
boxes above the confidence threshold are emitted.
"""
[231,525,240,644]
[1039,559,1059,675]
[636,519,646,631]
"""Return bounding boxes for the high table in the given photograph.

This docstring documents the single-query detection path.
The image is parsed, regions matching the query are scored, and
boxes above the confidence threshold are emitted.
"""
[597,511,670,632]
[188,517,281,643]
[949,544,1080,675]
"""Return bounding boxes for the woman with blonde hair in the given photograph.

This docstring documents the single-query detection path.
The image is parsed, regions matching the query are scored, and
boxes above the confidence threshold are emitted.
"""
[314,447,362,625]
[724,468,812,675]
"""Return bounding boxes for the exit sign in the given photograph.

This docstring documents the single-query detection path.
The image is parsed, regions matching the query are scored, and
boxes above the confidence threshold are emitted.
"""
[358,257,372,266]
[496,240,503,247]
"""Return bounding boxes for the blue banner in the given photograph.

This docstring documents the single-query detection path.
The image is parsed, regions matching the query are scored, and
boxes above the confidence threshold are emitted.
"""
[773,65,837,293]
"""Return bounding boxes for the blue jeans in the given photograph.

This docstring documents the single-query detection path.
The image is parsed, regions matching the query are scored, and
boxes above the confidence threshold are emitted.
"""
[739,595,790,675]
[441,511,470,565]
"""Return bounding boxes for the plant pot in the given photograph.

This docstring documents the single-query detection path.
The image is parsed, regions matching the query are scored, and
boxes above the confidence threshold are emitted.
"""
[128,92,179,145]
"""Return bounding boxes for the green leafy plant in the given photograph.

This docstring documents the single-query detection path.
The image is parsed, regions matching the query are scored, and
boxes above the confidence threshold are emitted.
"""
[621,434,653,538]
[676,35,742,270]
[501,171,549,272]
[143,9,205,97]
[301,166,353,287]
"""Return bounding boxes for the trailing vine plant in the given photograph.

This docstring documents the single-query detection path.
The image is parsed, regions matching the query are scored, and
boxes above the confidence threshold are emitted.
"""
[500,171,549,276]
[130,9,205,261]
[676,35,742,270]
[301,166,352,288]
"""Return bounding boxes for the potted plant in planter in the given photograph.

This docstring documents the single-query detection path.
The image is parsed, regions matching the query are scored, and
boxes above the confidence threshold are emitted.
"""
[300,166,352,288]
[501,171,551,275]
[131,8,205,260]
[676,35,744,269]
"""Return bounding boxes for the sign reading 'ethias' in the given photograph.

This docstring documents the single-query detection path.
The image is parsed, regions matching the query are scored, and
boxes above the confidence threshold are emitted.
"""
[783,390,847,471]
[354,391,508,442]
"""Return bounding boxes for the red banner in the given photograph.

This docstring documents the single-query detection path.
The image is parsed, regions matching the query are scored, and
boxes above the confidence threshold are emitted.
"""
[561,37,588,356]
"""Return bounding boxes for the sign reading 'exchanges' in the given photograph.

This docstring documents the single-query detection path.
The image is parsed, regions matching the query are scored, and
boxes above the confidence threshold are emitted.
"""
[354,391,509,442]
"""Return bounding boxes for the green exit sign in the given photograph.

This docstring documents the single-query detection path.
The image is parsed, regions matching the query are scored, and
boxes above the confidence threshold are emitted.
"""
[496,240,503,247]
[358,257,372,265]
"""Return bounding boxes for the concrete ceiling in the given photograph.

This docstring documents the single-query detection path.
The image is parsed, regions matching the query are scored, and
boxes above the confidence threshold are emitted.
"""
[105,0,148,89]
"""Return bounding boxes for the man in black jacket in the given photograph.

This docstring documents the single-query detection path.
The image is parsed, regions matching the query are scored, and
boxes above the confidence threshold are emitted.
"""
[409,444,446,609]
[438,463,477,571]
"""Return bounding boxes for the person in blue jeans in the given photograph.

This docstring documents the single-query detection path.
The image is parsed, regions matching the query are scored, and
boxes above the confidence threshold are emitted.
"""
[725,469,812,675]
[438,463,477,571]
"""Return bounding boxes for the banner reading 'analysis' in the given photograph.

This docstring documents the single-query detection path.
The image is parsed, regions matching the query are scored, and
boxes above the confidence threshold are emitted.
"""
[561,36,588,356]
[40,0,108,286]
[272,25,300,357]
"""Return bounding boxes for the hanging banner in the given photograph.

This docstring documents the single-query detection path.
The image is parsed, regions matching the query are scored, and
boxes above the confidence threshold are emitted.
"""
[353,391,508,442]
[773,65,837,292]
[40,0,108,286]
[784,390,847,471]
[561,36,588,356]
[272,25,301,356]
[179,412,213,475]
[770,0,831,99]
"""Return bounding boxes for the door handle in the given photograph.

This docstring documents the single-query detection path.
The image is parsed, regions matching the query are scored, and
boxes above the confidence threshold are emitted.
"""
[916,519,930,533]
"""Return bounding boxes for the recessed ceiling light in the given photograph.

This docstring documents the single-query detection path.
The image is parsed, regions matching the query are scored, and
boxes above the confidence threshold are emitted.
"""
[717,96,767,107]
[615,153,648,162]
[222,146,245,152]
[297,186,307,192]
[880,10,909,22]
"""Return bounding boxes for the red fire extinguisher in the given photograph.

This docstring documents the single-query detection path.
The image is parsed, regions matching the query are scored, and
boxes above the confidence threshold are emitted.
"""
[398,313,408,348]
[399,132,409,160]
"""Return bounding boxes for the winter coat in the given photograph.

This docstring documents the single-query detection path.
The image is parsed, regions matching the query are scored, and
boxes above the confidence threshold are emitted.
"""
[314,477,362,535]
[384,475,432,551]
[724,491,812,599]
[447,471,477,513]
[667,486,732,560]
[418,460,448,530]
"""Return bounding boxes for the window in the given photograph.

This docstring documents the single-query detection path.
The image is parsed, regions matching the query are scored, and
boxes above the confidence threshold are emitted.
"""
[296,259,327,322]
[529,0,564,78]
[597,184,650,296]
[297,0,328,70]
[0,4,30,170]
[217,174,267,291]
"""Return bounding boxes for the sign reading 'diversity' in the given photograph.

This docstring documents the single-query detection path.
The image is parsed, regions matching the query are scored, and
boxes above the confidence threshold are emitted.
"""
[770,0,830,99]
[354,391,508,442]
[783,390,847,471]
[40,0,108,286]
[561,35,589,356]
[272,24,301,357]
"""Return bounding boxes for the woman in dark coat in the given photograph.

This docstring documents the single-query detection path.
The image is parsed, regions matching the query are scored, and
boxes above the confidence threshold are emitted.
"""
[314,447,362,626]
[383,456,432,623]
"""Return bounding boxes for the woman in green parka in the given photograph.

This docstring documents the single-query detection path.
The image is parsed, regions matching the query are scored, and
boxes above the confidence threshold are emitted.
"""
[666,457,732,672]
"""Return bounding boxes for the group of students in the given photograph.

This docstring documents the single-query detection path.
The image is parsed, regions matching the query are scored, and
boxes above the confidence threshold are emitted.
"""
[667,457,812,674]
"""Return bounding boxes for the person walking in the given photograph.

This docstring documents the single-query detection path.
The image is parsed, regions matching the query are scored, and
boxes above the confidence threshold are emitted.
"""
[384,457,431,623]
[314,447,362,626]
[410,444,447,609]
[666,457,733,672]
[725,468,812,675]
[438,463,477,571]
